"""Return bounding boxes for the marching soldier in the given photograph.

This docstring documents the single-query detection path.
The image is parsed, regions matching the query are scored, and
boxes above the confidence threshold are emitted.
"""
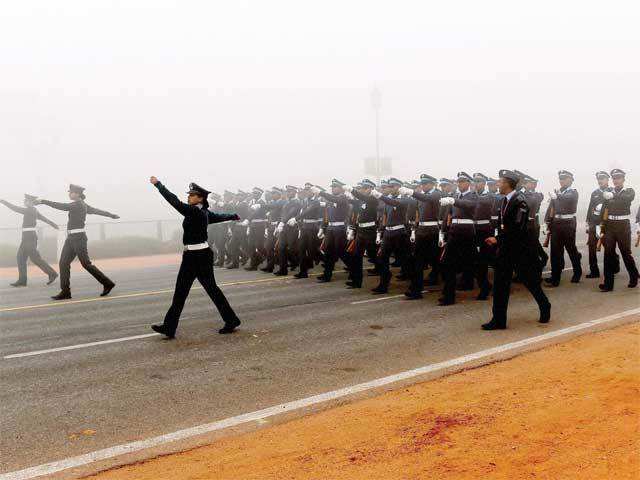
[585,171,612,278]
[261,188,286,273]
[598,169,639,291]
[488,178,502,233]
[207,192,227,264]
[213,190,235,267]
[346,179,379,288]
[370,178,411,294]
[274,185,301,276]
[294,183,323,279]
[521,174,548,270]
[438,172,478,305]
[226,191,250,269]
[244,187,268,271]
[316,179,350,282]
[471,173,494,300]
[35,184,118,300]
[543,170,582,287]
[482,170,551,330]
[149,177,241,338]
[1,195,59,286]
[398,174,441,299]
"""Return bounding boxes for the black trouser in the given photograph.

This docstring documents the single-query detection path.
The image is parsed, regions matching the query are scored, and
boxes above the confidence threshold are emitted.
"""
[491,252,550,327]
[350,229,376,287]
[16,233,57,284]
[587,224,600,275]
[210,224,229,266]
[603,220,639,289]
[247,222,267,267]
[162,248,238,335]
[377,229,410,289]
[298,226,319,274]
[441,230,477,303]
[475,226,493,296]
[408,227,439,294]
[323,227,347,280]
[276,225,299,274]
[549,219,582,281]
[59,232,112,291]
[263,224,278,270]
[227,224,248,266]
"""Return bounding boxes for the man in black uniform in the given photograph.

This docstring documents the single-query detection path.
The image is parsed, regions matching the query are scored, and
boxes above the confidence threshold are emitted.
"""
[346,179,379,289]
[585,171,612,278]
[244,187,268,271]
[482,170,551,330]
[370,177,411,294]
[293,183,322,279]
[261,187,286,273]
[35,184,118,300]
[471,172,494,300]
[316,179,350,282]
[226,191,250,269]
[438,172,479,305]
[398,174,441,299]
[1,195,59,286]
[543,170,582,286]
[149,177,241,338]
[274,185,301,276]
[521,174,548,270]
[599,169,639,291]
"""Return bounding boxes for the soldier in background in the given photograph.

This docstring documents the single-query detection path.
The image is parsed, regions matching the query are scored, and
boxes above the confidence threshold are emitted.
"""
[544,170,582,287]
[244,187,268,271]
[521,174,548,271]
[316,179,350,283]
[1,195,59,287]
[471,173,494,300]
[274,185,301,276]
[346,179,379,289]
[294,183,323,279]
[585,171,612,278]
[261,188,286,273]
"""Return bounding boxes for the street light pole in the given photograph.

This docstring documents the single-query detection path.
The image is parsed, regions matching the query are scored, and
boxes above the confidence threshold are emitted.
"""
[371,86,382,181]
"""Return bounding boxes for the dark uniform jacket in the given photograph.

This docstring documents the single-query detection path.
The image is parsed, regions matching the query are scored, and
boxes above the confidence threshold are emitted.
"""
[280,197,301,224]
[39,199,117,230]
[379,194,410,234]
[496,191,533,261]
[545,186,578,223]
[603,187,635,219]
[0,200,57,231]
[586,187,612,226]
[412,188,442,230]
[451,190,478,236]
[297,197,323,229]
[319,192,350,229]
[351,190,379,230]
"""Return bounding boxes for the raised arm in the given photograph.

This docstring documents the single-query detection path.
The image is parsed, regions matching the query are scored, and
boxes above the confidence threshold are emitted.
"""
[0,199,27,215]
[208,210,239,224]
[38,199,73,211]
[319,191,348,205]
[36,210,59,229]
[150,177,194,217]
[86,204,119,219]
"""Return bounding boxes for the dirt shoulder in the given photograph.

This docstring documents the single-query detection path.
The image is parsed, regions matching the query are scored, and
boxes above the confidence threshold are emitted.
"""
[88,321,640,480]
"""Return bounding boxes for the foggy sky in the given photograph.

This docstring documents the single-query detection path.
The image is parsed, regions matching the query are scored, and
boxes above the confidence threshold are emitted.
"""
[1,0,639,226]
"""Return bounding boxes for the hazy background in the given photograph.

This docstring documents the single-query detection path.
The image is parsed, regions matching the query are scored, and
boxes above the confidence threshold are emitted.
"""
[1,0,639,228]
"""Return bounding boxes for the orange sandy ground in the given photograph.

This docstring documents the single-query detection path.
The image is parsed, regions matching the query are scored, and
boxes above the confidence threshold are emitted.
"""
[0,253,181,280]
[89,322,640,480]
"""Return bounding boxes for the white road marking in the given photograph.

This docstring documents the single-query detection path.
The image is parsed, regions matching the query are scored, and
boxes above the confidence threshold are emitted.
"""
[2,334,160,359]
[2,307,638,480]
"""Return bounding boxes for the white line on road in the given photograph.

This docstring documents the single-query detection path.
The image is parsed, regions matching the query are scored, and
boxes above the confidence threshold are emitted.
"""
[2,334,160,359]
[2,306,638,480]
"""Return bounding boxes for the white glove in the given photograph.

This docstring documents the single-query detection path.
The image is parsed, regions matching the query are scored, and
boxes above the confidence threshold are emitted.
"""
[276,222,284,233]
[344,191,354,200]
[227,226,233,236]
[264,229,269,239]
[240,219,249,227]
[398,187,413,196]
[319,201,327,207]
[286,218,297,227]
[250,203,261,211]
[216,201,225,208]
[371,190,382,199]
[595,225,602,239]
[439,197,455,206]
[310,186,321,195]
[410,230,416,243]
[376,232,382,245]
[549,191,558,200]
[343,184,353,192]
[603,191,614,200]
[438,231,446,247]
[246,227,250,235]
[346,228,355,242]
[317,228,325,240]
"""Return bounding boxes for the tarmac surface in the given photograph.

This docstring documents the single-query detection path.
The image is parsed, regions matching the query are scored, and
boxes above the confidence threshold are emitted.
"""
[1,252,639,475]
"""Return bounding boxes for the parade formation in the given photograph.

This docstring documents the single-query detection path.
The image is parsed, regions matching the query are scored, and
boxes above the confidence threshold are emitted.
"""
[1,169,638,336]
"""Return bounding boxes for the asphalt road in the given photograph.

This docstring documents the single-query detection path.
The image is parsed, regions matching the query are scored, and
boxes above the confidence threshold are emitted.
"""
[1,253,639,475]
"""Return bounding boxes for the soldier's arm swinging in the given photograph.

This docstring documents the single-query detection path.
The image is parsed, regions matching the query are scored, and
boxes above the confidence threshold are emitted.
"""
[36,210,59,229]
[0,199,28,215]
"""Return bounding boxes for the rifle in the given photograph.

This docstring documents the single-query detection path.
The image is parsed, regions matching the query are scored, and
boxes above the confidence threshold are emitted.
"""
[596,203,609,252]
[635,232,640,248]
[543,198,554,248]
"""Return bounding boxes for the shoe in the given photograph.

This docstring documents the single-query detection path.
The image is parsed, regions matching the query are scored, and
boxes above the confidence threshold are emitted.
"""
[273,271,287,276]
[346,283,362,289]
[629,277,638,289]
[100,282,115,297]
[316,276,331,283]
[539,304,551,323]
[244,266,258,271]
[260,266,274,273]
[482,320,506,330]
[404,291,423,300]
[437,297,454,306]
[51,290,72,300]
[293,272,308,279]
[219,318,241,334]
[599,284,613,292]
[543,278,559,287]
[570,275,581,284]
[585,272,600,279]
[371,285,388,294]
[151,324,175,339]
[10,281,26,287]
[46,273,58,285]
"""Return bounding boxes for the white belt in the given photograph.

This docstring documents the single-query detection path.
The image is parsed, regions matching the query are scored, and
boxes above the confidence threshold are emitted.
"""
[491,215,499,220]
[271,221,279,225]
[303,219,320,223]
[250,219,267,223]
[22,227,37,232]
[183,242,210,251]
[608,215,631,221]
[451,219,474,225]
[67,228,86,234]
[328,221,345,227]
[475,220,490,225]
[387,224,405,231]
[418,221,438,227]
[554,214,576,219]
[358,221,376,228]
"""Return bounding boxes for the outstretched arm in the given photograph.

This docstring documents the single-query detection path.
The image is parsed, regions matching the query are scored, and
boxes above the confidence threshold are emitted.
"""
[208,210,239,224]
[0,199,27,215]
[150,176,193,216]
[86,204,119,219]
[37,199,73,211]
[36,210,59,229]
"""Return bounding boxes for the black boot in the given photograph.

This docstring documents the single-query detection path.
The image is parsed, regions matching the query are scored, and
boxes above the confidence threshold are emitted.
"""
[10,281,27,287]
[585,271,600,279]
[51,290,72,300]
[371,285,388,294]
[219,318,241,334]
[539,304,551,323]
[46,272,58,285]
[151,324,175,339]
[101,282,115,297]
[481,320,506,330]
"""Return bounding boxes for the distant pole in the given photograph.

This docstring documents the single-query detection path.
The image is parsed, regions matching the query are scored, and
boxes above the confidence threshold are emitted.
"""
[371,86,382,181]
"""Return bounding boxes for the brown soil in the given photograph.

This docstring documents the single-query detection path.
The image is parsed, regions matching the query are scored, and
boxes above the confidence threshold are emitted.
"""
[89,322,640,480]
